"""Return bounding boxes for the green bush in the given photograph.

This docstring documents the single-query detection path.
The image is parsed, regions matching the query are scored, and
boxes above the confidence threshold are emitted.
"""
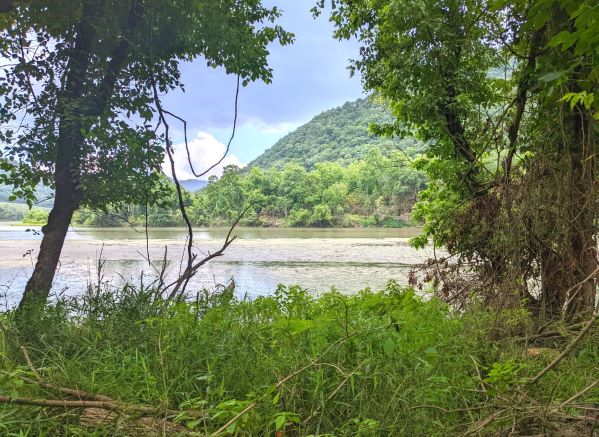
[380,217,406,228]
[22,208,49,225]
[286,208,311,227]
[310,203,333,226]
[360,215,378,227]
[72,208,123,226]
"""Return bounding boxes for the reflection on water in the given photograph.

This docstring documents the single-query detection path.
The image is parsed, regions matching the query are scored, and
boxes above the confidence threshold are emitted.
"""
[0,224,432,306]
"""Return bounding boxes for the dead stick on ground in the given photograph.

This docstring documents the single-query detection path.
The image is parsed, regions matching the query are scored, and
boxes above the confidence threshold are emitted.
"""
[0,364,204,416]
[0,395,182,415]
[463,409,509,436]
[528,310,598,385]
[19,346,114,402]
[556,379,599,410]
[20,346,40,380]
[17,374,114,403]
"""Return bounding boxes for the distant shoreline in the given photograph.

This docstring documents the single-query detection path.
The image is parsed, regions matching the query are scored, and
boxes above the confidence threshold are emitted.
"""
[3,221,419,230]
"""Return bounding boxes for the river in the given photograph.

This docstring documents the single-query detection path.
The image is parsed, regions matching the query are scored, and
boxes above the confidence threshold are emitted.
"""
[0,224,433,307]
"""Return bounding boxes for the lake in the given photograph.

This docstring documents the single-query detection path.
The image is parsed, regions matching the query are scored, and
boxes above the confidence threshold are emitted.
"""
[0,224,433,307]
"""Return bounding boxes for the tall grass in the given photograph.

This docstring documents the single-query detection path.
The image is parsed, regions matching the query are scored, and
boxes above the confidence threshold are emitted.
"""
[0,281,597,436]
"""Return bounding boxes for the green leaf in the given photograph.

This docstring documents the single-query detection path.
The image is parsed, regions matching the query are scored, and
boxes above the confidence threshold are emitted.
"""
[275,414,286,431]
[549,31,577,50]
[383,337,396,356]
[272,390,281,405]
[539,71,565,83]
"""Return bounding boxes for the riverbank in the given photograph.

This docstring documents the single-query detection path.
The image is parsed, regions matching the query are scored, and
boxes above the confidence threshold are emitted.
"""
[12,213,416,228]
[1,282,597,435]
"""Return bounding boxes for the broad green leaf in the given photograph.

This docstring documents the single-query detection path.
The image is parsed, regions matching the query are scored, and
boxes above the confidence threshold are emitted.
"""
[383,337,396,356]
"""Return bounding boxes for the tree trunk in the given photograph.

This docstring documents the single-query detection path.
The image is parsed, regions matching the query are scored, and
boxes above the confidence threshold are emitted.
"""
[16,1,138,313]
[18,102,86,309]
[565,106,597,316]
[540,248,568,318]
[539,102,597,319]
[17,2,96,312]
[19,201,77,308]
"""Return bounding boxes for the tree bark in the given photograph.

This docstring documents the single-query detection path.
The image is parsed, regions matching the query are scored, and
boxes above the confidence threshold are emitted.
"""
[538,101,597,319]
[564,106,597,316]
[540,248,568,318]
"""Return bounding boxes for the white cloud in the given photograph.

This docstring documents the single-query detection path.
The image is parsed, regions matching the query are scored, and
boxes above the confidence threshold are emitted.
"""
[246,118,304,134]
[165,131,245,180]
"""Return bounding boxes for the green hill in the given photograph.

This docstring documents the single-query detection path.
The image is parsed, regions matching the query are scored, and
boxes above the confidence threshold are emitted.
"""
[0,183,54,207]
[248,98,421,169]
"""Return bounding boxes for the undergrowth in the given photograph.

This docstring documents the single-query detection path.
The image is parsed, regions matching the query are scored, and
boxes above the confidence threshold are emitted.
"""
[0,281,597,436]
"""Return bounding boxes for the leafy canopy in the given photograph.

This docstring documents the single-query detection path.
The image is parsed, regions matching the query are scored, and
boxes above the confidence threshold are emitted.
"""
[0,0,293,209]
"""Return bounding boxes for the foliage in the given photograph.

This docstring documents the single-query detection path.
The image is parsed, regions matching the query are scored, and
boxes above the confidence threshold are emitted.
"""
[0,184,53,207]
[0,0,293,209]
[189,149,425,227]
[1,0,294,304]
[70,175,191,227]
[248,98,423,170]
[323,0,599,316]
[0,281,597,435]
[21,208,49,225]
[0,202,25,221]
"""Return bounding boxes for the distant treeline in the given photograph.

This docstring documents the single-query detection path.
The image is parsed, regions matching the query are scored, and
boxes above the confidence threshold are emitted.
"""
[22,149,426,228]
[0,203,25,221]
[192,149,425,227]
[0,183,54,207]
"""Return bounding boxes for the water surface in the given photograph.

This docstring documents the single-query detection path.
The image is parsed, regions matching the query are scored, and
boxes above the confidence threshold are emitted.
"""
[0,224,432,306]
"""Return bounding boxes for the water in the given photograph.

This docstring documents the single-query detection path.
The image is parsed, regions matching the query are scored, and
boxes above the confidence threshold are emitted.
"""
[0,224,433,306]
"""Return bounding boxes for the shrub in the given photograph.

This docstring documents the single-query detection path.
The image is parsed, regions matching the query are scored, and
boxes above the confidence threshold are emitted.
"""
[286,208,311,226]
[310,203,333,226]
[381,217,406,228]
[22,208,49,225]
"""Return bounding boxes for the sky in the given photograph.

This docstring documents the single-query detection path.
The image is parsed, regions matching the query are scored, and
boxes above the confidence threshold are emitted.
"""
[162,0,365,180]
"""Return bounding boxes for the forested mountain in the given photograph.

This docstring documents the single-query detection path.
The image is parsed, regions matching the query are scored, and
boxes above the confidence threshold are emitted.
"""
[178,179,208,192]
[0,183,54,207]
[248,98,421,169]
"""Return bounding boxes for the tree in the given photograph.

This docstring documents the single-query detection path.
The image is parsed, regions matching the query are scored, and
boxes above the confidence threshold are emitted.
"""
[0,0,292,310]
[324,0,597,317]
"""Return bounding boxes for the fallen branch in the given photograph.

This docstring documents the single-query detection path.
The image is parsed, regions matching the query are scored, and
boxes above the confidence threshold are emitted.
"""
[19,346,113,402]
[556,379,599,410]
[0,395,186,416]
[17,374,114,403]
[528,310,598,385]
[6,348,205,418]
[462,408,509,436]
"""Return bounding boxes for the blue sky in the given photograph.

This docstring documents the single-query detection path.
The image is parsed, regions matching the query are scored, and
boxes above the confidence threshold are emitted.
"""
[163,0,365,179]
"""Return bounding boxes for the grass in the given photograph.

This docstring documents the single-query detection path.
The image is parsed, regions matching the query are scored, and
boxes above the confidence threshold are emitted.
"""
[0,281,597,436]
